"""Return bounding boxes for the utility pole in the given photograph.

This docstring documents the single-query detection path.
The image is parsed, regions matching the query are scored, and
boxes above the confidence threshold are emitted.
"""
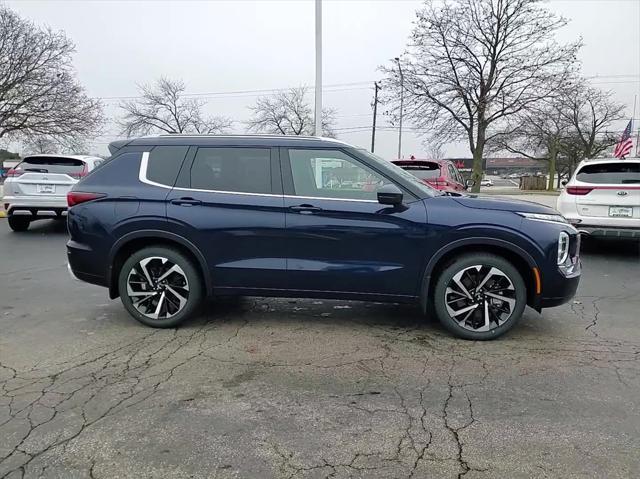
[314,0,322,137]
[394,57,404,159]
[371,82,380,152]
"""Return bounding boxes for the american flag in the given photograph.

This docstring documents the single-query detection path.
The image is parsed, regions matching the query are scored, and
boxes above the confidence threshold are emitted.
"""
[613,120,634,158]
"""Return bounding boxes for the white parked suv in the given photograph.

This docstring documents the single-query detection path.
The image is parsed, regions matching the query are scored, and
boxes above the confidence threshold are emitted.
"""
[557,158,640,239]
[2,154,103,231]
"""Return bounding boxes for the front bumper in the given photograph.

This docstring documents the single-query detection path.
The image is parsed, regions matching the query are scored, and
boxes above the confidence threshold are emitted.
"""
[540,273,581,308]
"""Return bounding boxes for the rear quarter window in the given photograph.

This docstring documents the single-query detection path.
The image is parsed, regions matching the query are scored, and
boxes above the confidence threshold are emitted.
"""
[576,163,640,184]
[147,146,190,186]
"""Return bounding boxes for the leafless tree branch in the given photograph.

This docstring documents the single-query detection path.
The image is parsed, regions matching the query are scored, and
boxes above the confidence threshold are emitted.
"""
[247,86,336,137]
[0,6,104,145]
[118,77,232,137]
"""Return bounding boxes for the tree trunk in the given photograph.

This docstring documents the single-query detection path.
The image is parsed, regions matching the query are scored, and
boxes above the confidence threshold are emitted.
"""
[470,126,486,193]
[547,143,558,191]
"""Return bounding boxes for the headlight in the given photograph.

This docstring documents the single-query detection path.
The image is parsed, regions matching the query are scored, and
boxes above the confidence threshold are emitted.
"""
[557,231,569,265]
[517,212,568,224]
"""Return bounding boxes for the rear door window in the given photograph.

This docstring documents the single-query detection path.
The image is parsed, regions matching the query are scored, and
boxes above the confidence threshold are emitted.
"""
[190,147,272,194]
[147,146,189,186]
[576,163,640,184]
[17,157,85,176]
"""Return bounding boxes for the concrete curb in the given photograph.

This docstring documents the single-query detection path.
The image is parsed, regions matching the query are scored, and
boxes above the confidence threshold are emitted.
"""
[0,210,5,219]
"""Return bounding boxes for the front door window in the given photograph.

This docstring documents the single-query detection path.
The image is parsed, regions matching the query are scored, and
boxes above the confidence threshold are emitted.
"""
[288,149,392,201]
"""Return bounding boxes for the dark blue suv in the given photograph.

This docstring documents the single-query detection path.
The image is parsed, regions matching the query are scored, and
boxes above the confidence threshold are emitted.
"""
[67,135,580,340]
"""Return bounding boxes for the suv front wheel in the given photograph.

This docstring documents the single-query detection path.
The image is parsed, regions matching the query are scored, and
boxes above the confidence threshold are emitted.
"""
[118,246,203,328]
[433,253,527,340]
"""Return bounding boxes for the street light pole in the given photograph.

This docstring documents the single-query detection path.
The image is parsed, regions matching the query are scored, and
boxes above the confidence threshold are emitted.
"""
[314,0,322,137]
[371,81,380,153]
[395,57,404,159]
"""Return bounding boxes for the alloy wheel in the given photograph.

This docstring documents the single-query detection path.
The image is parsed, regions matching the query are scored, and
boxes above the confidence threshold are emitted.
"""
[126,256,190,320]
[444,265,517,332]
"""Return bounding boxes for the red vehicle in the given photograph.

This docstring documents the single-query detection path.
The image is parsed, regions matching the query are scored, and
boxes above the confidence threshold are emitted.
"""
[392,159,467,192]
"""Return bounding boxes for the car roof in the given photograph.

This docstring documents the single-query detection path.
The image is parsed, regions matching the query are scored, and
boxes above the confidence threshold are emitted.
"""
[22,154,102,162]
[110,134,350,152]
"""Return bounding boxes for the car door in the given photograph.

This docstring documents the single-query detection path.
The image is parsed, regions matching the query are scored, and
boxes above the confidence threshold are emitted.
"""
[165,145,288,292]
[281,147,428,299]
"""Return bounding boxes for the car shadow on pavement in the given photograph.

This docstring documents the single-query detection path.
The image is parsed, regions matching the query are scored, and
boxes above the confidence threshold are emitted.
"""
[11,218,69,235]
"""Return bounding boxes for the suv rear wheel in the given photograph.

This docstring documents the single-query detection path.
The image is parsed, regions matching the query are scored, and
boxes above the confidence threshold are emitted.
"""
[433,253,526,340]
[118,246,203,328]
[8,216,30,232]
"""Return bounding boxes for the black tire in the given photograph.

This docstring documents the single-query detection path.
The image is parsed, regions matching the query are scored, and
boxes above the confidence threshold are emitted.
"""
[118,246,203,328]
[433,253,526,340]
[8,216,30,232]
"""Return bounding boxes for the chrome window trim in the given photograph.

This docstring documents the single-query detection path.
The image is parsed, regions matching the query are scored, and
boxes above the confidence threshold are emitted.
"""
[172,186,282,198]
[283,194,378,203]
[139,150,379,203]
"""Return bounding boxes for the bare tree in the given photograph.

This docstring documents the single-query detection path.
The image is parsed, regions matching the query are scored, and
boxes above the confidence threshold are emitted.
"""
[381,0,580,192]
[0,6,104,145]
[494,96,570,190]
[496,82,625,189]
[119,78,231,137]
[425,142,445,160]
[247,87,336,137]
[561,83,624,160]
[22,137,59,155]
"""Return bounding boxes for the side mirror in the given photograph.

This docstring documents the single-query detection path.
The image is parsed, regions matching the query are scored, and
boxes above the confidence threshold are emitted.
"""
[465,179,475,189]
[561,179,568,186]
[377,184,403,206]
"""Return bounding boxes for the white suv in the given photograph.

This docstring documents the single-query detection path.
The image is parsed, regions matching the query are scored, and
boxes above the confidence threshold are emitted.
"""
[3,154,103,231]
[557,158,640,239]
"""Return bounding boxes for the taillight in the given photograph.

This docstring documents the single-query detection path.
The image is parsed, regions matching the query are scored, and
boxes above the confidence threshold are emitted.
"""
[7,168,23,178]
[566,186,593,195]
[69,163,89,179]
[67,191,105,207]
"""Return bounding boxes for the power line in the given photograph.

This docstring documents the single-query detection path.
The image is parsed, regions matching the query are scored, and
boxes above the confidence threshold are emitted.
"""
[93,74,640,102]
[95,81,375,102]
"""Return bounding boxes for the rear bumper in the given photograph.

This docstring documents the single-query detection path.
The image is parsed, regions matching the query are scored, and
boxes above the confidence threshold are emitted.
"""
[67,240,108,288]
[4,195,68,216]
[575,225,640,239]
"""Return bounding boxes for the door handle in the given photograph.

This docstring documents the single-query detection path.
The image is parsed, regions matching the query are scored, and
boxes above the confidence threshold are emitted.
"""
[289,204,322,214]
[170,197,202,206]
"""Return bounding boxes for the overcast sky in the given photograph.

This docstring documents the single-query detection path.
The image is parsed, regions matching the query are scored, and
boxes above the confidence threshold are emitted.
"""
[5,0,640,158]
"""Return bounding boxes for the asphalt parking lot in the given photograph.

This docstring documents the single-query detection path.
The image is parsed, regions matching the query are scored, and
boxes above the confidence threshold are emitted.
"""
[1,218,639,479]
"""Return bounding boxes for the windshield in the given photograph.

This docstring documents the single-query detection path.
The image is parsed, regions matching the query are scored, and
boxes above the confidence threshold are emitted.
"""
[355,149,442,196]
[576,162,640,184]
[398,165,441,180]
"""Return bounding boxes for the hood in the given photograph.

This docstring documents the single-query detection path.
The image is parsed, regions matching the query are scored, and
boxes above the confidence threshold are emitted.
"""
[452,195,558,214]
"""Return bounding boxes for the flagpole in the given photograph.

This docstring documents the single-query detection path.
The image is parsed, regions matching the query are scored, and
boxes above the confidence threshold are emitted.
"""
[634,95,639,157]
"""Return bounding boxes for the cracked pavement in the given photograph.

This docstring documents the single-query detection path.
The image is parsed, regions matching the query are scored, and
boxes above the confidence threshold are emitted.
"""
[1,220,639,478]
